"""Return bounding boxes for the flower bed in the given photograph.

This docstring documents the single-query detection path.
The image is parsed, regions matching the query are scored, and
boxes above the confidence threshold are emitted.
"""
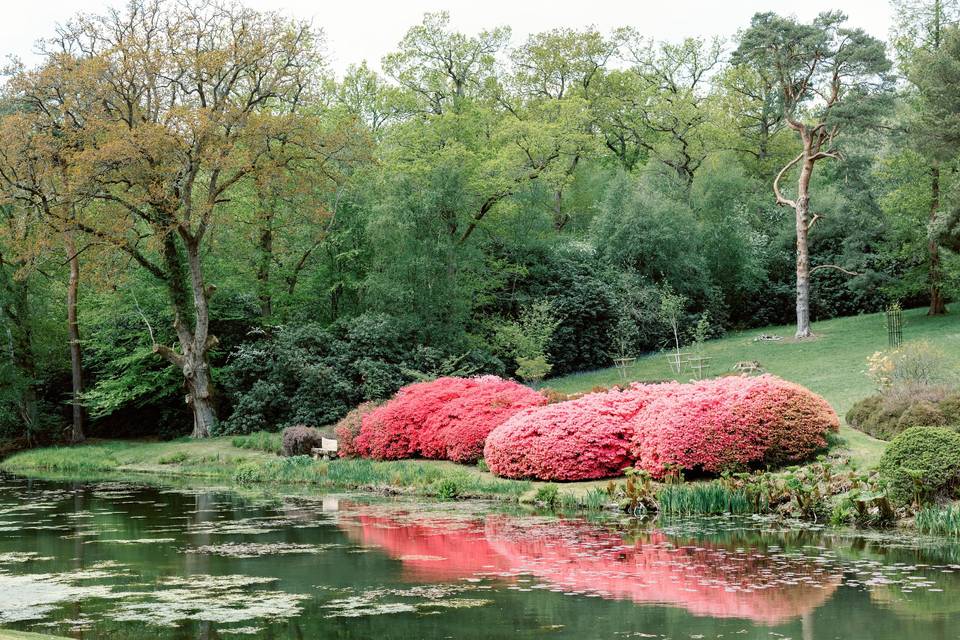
[352,376,546,463]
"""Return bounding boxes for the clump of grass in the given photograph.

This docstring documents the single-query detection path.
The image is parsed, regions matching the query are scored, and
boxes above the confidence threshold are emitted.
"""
[656,481,753,516]
[158,451,190,465]
[434,478,464,500]
[232,431,282,455]
[0,446,118,473]
[915,504,960,536]
[534,483,560,509]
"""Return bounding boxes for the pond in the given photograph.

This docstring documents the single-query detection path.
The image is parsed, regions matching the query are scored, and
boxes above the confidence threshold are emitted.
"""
[1,474,959,639]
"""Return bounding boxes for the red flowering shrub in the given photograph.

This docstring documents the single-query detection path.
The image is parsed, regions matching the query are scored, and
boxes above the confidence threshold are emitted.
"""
[353,376,546,462]
[334,401,382,458]
[629,375,838,478]
[483,386,667,481]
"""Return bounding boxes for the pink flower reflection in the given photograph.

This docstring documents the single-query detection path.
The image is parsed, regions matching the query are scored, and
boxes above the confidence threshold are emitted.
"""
[340,506,839,625]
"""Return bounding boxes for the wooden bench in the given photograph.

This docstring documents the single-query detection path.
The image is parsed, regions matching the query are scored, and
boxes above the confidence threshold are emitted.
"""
[732,360,764,375]
[311,438,339,460]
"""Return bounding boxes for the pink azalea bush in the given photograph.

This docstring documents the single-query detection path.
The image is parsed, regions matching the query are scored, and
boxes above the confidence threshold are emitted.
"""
[483,386,666,481]
[629,375,838,479]
[353,376,546,462]
[483,375,837,481]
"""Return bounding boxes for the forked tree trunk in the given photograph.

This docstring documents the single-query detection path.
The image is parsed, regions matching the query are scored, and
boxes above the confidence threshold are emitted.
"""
[157,232,218,438]
[928,166,947,315]
[64,230,85,443]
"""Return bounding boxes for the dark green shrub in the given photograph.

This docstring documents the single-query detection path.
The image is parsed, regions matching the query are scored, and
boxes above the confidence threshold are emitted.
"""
[878,427,960,506]
[281,425,324,457]
[435,478,464,500]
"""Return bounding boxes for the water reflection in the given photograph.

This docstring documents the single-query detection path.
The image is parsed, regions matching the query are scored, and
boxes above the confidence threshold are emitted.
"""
[340,506,839,624]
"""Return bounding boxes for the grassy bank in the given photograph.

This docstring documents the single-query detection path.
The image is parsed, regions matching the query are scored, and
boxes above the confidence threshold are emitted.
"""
[0,437,540,502]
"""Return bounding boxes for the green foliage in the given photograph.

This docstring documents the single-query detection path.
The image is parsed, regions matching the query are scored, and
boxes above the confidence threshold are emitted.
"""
[218,314,500,435]
[878,427,960,505]
[434,478,465,501]
[656,482,753,516]
[0,446,118,473]
[493,300,561,382]
[534,483,560,509]
[0,4,951,450]
[846,391,959,440]
[915,504,960,536]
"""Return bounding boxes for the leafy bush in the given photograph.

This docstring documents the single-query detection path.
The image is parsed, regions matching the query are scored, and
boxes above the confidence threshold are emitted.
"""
[866,341,951,392]
[630,375,837,478]
[915,504,960,536]
[354,376,545,463]
[281,425,324,457]
[333,401,381,458]
[878,427,960,506]
[483,387,658,481]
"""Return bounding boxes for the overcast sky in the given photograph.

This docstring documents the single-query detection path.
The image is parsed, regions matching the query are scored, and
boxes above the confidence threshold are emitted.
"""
[3,1,894,74]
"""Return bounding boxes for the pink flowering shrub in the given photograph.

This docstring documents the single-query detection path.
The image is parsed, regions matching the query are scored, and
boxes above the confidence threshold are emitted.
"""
[483,386,667,481]
[334,401,382,458]
[353,376,546,462]
[630,375,838,479]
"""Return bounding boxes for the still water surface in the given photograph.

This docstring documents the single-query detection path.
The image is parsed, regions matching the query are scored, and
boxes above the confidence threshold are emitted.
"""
[1,474,959,639]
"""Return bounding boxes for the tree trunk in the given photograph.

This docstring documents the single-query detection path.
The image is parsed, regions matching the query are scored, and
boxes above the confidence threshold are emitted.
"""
[64,230,85,443]
[928,166,947,315]
[184,238,217,438]
[795,159,814,339]
[256,199,274,319]
[159,232,218,438]
[184,351,217,439]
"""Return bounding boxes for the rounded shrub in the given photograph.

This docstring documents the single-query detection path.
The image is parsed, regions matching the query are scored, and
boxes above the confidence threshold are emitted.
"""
[878,427,960,506]
[281,425,324,457]
[483,386,664,481]
[353,376,546,463]
[630,375,838,479]
[334,401,382,458]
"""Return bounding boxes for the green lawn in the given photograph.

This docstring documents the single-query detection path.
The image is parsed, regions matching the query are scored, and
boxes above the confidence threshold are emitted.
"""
[548,306,960,468]
[0,630,71,640]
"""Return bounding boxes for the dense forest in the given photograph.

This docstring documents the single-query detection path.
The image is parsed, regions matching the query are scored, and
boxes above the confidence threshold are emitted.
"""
[0,0,958,446]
